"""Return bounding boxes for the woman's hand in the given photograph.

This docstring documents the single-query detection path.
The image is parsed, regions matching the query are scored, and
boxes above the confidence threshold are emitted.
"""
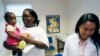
[20,33,32,42]
[21,33,31,38]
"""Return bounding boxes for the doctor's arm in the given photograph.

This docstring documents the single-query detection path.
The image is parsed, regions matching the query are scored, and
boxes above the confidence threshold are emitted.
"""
[63,39,69,56]
[99,49,100,56]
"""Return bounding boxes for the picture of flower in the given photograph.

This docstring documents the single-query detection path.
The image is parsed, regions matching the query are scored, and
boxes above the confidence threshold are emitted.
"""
[46,15,60,34]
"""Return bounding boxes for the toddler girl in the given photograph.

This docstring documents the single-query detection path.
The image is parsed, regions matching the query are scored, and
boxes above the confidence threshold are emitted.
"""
[3,12,31,56]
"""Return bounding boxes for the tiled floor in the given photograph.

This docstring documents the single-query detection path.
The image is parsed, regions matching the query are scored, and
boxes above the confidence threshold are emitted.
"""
[45,49,57,56]
[45,49,63,56]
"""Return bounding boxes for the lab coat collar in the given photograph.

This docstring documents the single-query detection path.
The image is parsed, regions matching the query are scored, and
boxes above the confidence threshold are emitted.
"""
[76,33,90,44]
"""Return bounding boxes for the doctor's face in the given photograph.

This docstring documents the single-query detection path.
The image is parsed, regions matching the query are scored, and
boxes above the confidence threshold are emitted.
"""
[79,21,96,40]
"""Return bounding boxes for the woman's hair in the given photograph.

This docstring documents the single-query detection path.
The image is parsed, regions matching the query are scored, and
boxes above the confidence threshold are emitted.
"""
[75,13,100,55]
[22,8,40,26]
[4,12,14,23]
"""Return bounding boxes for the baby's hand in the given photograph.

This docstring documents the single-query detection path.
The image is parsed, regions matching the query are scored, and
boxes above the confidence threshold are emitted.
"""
[27,34,32,39]
[21,33,32,39]
[21,33,28,38]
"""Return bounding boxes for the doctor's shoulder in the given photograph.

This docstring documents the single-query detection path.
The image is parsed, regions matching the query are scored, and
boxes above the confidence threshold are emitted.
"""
[65,33,78,41]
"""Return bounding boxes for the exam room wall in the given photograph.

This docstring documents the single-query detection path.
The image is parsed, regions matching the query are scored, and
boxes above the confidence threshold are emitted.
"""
[0,0,8,56]
[0,0,5,51]
[64,0,100,34]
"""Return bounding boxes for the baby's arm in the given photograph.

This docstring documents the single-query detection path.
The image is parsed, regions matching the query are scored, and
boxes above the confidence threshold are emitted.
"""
[7,31,21,40]
[6,25,21,40]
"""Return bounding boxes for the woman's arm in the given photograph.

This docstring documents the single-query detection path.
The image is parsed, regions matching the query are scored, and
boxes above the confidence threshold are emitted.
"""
[23,28,49,49]
[25,38,48,49]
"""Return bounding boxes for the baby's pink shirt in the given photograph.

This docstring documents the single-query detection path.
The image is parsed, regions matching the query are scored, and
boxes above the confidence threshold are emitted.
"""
[5,24,21,46]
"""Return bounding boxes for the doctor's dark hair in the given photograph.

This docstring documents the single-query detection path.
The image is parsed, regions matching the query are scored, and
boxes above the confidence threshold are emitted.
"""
[22,8,40,26]
[75,13,100,55]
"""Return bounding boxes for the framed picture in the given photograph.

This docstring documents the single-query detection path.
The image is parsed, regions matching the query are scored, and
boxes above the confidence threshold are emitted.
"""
[46,15,60,34]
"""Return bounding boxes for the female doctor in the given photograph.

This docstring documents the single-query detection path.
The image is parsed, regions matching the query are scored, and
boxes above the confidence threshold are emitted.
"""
[21,8,49,56]
[63,13,100,56]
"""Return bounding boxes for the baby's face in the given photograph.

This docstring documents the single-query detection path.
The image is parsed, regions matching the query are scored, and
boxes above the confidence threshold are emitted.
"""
[8,13,16,26]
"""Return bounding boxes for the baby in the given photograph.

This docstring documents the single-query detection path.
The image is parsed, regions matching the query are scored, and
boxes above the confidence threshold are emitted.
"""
[4,12,32,56]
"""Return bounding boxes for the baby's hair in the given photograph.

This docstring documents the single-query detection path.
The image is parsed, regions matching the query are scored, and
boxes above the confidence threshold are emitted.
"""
[4,12,14,22]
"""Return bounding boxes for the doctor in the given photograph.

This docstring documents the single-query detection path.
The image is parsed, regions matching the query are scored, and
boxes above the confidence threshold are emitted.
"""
[63,13,100,56]
[21,8,49,56]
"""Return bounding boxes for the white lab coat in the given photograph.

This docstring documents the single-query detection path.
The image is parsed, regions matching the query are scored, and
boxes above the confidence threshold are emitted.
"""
[63,33,100,56]
[21,26,49,56]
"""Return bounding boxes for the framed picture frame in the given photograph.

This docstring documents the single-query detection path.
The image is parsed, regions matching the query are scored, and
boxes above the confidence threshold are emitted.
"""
[46,15,60,34]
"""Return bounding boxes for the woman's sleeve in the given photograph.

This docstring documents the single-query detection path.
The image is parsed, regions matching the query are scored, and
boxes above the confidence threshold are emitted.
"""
[37,27,49,47]
[63,38,69,56]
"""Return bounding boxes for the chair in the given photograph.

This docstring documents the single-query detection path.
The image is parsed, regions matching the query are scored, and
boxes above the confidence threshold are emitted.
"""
[47,36,55,50]
[45,36,55,56]
[55,53,62,56]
